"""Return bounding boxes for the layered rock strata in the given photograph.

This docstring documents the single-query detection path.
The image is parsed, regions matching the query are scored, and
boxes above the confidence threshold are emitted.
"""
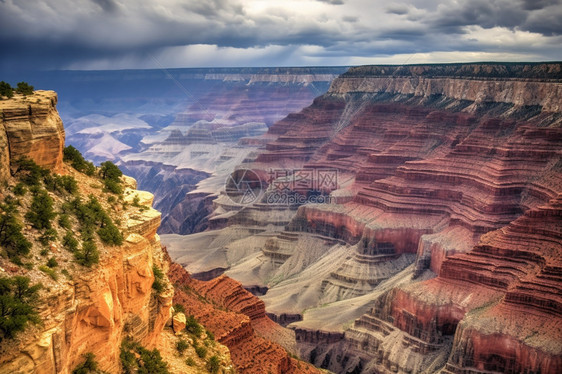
[167,63,562,373]
[0,91,65,178]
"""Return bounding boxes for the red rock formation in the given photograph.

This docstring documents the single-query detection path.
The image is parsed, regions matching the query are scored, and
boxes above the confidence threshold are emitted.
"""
[167,260,320,374]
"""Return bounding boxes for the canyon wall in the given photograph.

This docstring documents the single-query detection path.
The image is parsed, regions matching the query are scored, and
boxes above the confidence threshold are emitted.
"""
[0,92,173,373]
[167,63,562,373]
[0,91,65,178]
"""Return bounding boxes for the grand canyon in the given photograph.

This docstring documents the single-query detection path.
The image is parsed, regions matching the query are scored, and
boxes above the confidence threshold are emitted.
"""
[1,62,561,374]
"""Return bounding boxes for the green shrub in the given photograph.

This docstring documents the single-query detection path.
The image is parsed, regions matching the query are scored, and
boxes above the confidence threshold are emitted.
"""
[75,240,99,267]
[72,352,98,374]
[173,303,185,314]
[58,213,72,229]
[176,339,189,354]
[99,161,122,181]
[63,146,95,175]
[0,200,32,262]
[0,81,13,98]
[97,222,123,246]
[63,231,79,252]
[120,340,137,374]
[16,82,34,95]
[13,183,27,196]
[46,257,58,268]
[207,355,220,374]
[103,179,123,195]
[13,157,49,186]
[25,188,55,230]
[38,228,57,246]
[0,276,42,341]
[132,195,146,211]
[185,357,196,366]
[45,174,78,195]
[206,330,215,341]
[152,265,165,294]
[70,195,122,245]
[120,339,169,374]
[39,265,58,281]
[61,201,73,214]
[138,347,169,374]
[185,315,203,337]
[195,345,207,359]
[99,161,123,195]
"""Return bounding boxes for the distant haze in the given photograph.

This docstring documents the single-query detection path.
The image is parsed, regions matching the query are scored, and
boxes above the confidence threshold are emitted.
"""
[1,0,561,73]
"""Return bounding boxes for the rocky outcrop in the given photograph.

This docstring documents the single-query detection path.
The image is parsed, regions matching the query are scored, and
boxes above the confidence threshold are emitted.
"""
[166,260,320,374]
[0,180,173,374]
[119,161,211,234]
[0,91,65,178]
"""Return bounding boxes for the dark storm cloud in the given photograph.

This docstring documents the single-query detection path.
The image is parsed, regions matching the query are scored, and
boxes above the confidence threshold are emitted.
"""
[522,4,562,35]
[430,0,527,33]
[91,0,118,12]
[0,0,561,71]
[521,0,561,11]
[182,0,245,18]
[317,0,345,5]
[429,0,562,35]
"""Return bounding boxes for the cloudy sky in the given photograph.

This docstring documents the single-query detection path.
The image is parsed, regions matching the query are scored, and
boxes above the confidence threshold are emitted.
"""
[1,0,561,71]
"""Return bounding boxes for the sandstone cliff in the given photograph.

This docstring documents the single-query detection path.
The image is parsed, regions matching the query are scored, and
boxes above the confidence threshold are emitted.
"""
[0,93,176,373]
[0,91,65,180]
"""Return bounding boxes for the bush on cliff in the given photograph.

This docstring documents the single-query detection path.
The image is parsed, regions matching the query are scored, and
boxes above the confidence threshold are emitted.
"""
[120,338,170,374]
[185,315,203,337]
[15,82,34,96]
[62,231,79,252]
[70,195,123,246]
[97,222,123,246]
[176,338,189,354]
[72,352,100,374]
[99,161,123,195]
[45,174,78,195]
[13,157,49,186]
[0,200,32,262]
[152,265,165,294]
[25,188,56,230]
[207,355,220,373]
[0,276,42,342]
[63,146,95,176]
[74,240,99,267]
[0,81,13,98]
